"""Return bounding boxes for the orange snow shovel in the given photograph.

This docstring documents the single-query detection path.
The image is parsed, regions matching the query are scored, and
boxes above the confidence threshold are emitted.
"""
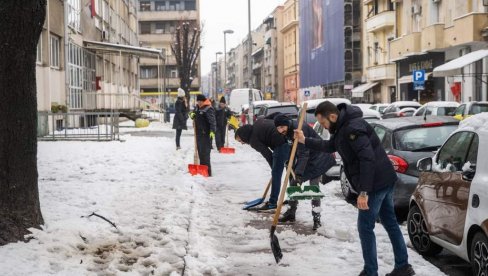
[219,122,235,154]
[270,102,307,264]
[188,121,209,177]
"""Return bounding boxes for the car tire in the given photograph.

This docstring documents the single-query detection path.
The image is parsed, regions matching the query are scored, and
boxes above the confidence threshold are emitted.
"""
[407,205,443,256]
[470,232,488,276]
[340,167,356,202]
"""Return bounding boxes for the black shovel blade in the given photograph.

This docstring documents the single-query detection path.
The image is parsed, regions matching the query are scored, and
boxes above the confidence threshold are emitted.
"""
[270,226,283,264]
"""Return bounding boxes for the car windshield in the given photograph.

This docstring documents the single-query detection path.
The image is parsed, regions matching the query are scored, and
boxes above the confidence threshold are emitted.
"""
[364,117,380,123]
[379,106,387,113]
[437,107,457,116]
[306,110,317,124]
[393,125,458,152]
[267,106,298,116]
[470,104,488,115]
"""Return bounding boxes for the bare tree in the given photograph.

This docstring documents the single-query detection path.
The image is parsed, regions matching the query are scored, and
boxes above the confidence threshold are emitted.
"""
[0,0,46,245]
[171,21,201,99]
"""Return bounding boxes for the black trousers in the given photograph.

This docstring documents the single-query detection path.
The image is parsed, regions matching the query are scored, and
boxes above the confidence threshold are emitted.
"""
[175,129,182,147]
[196,135,212,176]
[215,126,226,150]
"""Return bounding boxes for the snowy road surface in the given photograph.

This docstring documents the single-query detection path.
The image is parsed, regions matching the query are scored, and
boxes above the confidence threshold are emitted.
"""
[0,122,447,275]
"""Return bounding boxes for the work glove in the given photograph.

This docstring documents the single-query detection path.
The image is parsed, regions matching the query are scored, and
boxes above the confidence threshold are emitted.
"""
[189,112,196,120]
[209,131,215,140]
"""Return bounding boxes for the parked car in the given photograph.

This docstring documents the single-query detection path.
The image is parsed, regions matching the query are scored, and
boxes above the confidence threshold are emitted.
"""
[353,103,372,112]
[255,102,298,121]
[248,100,279,124]
[382,101,422,119]
[453,101,488,121]
[370,103,390,114]
[408,113,488,276]
[413,101,460,117]
[228,88,263,114]
[340,116,460,221]
[312,106,380,184]
[302,98,352,127]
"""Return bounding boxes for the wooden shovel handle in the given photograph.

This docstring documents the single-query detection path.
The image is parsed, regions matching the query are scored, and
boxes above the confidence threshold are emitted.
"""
[193,120,199,165]
[271,103,308,227]
[262,179,272,199]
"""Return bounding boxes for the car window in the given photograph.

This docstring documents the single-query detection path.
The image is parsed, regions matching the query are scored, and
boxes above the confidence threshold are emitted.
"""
[415,107,426,116]
[455,105,466,116]
[466,134,479,165]
[437,107,457,116]
[257,107,265,116]
[470,104,488,115]
[306,111,317,124]
[374,126,387,142]
[394,125,459,152]
[267,106,298,116]
[379,106,387,113]
[425,107,433,116]
[369,106,376,111]
[437,132,474,172]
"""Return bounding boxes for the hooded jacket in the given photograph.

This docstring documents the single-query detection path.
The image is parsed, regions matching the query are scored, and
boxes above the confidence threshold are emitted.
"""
[305,104,397,193]
[172,97,188,130]
[194,99,217,137]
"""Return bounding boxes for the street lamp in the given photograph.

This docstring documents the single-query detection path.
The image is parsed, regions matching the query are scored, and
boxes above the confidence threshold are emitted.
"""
[223,29,234,94]
[215,51,223,101]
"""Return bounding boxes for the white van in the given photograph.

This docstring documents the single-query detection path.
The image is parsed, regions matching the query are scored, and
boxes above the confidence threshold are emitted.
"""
[229,89,263,114]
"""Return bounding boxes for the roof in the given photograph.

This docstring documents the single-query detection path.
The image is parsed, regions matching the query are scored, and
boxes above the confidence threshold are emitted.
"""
[422,101,460,108]
[372,103,390,107]
[251,100,279,107]
[362,109,381,119]
[84,40,164,58]
[303,98,352,109]
[433,49,488,77]
[389,101,422,107]
[373,116,459,131]
[457,113,488,134]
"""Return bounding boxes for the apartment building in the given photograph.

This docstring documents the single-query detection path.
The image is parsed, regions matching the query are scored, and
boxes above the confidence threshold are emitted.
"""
[262,7,284,100]
[390,0,488,103]
[357,0,396,103]
[137,0,201,103]
[281,0,300,103]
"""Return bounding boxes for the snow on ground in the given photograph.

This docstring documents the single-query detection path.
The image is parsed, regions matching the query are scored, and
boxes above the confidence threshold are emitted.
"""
[0,121,446,276]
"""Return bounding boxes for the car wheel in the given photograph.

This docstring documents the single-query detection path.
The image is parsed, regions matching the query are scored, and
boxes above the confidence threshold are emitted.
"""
[407,205,443,256]
[471,232,488,276]
[340,168,356,202]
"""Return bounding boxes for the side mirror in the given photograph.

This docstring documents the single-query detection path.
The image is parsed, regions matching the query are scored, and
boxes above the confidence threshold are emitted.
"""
[417,157,433,172]
[462,163,477,181]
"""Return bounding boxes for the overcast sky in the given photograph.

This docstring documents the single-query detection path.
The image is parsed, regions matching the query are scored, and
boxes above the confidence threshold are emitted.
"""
[200,0,285,75]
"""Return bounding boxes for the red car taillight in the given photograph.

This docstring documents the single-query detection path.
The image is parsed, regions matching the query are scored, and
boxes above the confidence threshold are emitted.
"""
[388,155,408,174]
[398,112,405,117]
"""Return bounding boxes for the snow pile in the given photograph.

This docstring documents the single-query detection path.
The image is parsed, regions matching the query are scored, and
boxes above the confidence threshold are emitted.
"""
[0,121,447,275]
[458,112,488,133]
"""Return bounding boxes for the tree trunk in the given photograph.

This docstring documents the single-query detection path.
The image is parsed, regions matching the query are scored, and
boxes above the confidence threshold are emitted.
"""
[0,0,46,245]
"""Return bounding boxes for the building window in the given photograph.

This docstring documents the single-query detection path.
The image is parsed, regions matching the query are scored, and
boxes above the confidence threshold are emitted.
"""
[141,66,158,79]
[185,0,196,10]
[155,1,166,11]
[67,0,81,32]
[155,22,165,34]
[36,35,42,64]
[50,35,60,68]
[140,1,151,11]
[140,22,151,34]
[68,43,96,109]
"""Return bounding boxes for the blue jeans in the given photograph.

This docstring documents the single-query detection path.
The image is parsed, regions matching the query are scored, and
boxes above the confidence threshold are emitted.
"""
[358,184,409,276]
[269,143,290,205]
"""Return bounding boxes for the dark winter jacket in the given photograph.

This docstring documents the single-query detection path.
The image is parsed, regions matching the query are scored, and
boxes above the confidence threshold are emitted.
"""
[285,120,336,182]
[172,98,188,130]
[247,119,287,168]
[305,104,397,193]
[194,100,217,137]
[215,107,232,130]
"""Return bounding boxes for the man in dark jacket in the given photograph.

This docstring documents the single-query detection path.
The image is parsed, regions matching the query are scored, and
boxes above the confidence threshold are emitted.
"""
[235,119,289,211]
[215,96,232,151]
[173,88,188,150]
[190,94,217,176]
[273,114,336,230]
[294,102,414,276]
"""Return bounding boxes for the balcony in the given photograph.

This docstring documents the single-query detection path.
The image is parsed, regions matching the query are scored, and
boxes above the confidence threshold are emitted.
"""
[138,10,199,22]
[140,77,199,89]
[139,33,173,44]
[140,56,177,66]
[367,64,395,81]
[389,32,421,61]
[421,24,445,51]
[365,11,395,33]
[444,13,488,47]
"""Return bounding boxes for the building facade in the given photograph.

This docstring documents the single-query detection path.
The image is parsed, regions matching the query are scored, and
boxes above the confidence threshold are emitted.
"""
[262,7,284,100]
[137,0,201,103]
[390,0,488,103]
[281,0,300,103]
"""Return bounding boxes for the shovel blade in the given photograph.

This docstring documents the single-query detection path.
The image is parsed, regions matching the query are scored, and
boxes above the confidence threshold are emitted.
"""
[270,226,283,264]
[219,147,235,154]
[188,164,209,177]
[243,198,264,210]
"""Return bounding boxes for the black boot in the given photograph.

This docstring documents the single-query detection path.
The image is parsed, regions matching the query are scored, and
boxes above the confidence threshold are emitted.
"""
[386,264,415,276]
[279,203,297,223]
[312,211,321,231]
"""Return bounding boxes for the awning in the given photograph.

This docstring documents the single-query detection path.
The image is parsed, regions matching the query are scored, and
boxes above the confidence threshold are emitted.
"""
[351,82,379,98]
[398,72,433,84]
[84,40,164,58]
[433,49,488,77]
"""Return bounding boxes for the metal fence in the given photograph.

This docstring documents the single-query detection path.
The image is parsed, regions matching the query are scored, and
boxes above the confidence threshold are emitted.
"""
[38,112,120,141]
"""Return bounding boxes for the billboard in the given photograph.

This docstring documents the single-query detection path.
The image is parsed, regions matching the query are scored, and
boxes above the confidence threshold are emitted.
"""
[300,0,344,88]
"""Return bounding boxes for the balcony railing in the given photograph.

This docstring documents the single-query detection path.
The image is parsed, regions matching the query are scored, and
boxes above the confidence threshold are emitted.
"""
[365,11,395,33]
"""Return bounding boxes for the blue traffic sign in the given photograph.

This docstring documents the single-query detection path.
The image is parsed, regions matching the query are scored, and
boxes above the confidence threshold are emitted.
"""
[413,70,426,83]
[413,83,425,90]
[304,90,311,97]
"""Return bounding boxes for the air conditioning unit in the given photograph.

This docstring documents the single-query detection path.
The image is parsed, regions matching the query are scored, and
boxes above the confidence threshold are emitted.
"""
[412,4,422,15]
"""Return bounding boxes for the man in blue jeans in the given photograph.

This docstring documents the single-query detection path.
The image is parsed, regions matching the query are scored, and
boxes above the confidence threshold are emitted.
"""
[295,101,415,276]
[235,119,289,211]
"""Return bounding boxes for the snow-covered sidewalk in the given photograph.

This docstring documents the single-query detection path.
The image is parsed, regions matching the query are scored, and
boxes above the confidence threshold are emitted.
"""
[0,122,446,275]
